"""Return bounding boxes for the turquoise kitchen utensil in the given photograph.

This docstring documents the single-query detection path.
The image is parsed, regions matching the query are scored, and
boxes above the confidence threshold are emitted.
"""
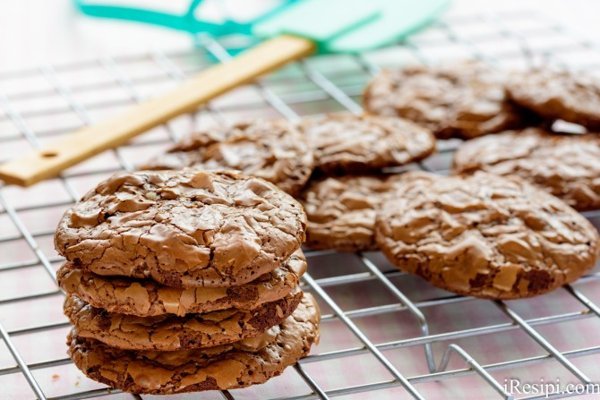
[75,0,298,37]
[75,0,448,52]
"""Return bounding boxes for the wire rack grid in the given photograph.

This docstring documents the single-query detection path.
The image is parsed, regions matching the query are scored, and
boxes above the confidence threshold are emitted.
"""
[0,6,600,400]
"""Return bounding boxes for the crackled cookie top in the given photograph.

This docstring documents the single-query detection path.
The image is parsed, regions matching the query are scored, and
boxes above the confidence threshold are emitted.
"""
[67,294,320,394]
[58,249,306,317]
[363,62,526,139]
[301,175,405,251]
[64,289,303,351]
[507,68,600,129]
[54,169,306,288]
[453,128,600,211]
[142,120,314,195]
[375,171,599,299]
[298,113,435,174]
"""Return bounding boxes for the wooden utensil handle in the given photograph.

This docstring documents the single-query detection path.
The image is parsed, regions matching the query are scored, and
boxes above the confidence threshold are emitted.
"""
[0,35,314,187]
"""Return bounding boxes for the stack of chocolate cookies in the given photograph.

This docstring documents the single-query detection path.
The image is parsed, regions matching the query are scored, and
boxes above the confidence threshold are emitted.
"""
[54,169,320,394]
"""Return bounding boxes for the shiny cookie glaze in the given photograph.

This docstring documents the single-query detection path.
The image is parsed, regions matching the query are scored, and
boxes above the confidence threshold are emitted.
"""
[507,68,600,129]
[363,61,526,139]
[141,119,315,196]
[54,169,306,288]
[63,289,303,351]
[453,128,600,211]
[375,171,599,299]
[301,174,405,251]
[298,113,435,174]
[67,294,320,394]
[58,250,307,317]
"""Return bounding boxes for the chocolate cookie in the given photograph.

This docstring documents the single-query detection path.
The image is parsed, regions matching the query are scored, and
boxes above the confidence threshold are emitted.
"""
[507,68,600,129]
[453,128,600,211]
[363,62,526,139]
[58,250,307,317]
[300,175,404,251]
[67,294,320,394]
[375,171,599,299]
[64,289,303,351]
[54,169,306,288]
[142,120,314,195]
[298,113,435,174]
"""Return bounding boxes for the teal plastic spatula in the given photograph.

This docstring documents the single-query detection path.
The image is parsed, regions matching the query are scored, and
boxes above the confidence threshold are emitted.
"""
[0,0,448,186]
[254,0,448,53]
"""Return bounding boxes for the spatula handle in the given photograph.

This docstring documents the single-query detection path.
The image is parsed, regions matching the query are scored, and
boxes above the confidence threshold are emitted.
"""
[0,35,314,187]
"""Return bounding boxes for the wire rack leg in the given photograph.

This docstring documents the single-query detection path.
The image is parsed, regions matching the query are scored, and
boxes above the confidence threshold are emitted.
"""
[437,344,512,399]
[359,254,437,373]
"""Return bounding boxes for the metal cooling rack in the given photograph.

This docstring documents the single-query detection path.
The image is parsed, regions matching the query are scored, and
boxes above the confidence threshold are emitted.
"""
[1,7,600,400]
